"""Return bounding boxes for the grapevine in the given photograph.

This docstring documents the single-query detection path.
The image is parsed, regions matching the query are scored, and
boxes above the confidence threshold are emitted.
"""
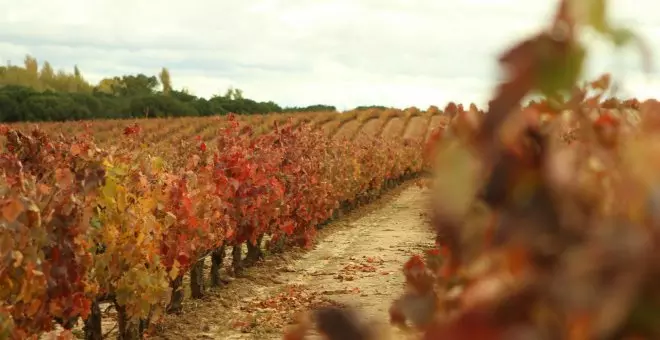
[0,107,426,339]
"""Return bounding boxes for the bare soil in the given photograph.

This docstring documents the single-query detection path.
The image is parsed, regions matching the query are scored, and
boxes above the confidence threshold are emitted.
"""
[354,118,386,141]
[380,117,405,138]
[320,120,341,137]
[333,119,362,140]
[153,184,434,340]
[403,116,430,140]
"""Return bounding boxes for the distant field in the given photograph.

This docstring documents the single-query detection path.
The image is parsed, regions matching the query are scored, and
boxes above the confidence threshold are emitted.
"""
[3,109,450,156]
[1,106,447,339]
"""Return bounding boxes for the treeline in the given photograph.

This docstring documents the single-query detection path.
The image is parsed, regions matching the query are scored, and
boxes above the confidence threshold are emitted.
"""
[0,55,336,122]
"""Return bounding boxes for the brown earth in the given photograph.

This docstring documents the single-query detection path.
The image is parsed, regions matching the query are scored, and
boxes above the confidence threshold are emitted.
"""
[333,119,362,140]
[403,116,430,140]
[153,184,434,340]
[380,117,405,139]
[320,120,341,137]
[354,118,386,141]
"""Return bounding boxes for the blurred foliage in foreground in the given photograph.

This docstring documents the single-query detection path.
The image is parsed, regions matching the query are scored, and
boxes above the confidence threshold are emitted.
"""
[284,0,660,339]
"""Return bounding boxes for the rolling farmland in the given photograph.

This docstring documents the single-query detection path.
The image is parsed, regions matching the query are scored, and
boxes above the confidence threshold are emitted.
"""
[2,109,447,147]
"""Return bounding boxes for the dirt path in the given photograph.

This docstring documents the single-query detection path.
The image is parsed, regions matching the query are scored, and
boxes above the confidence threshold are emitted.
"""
[155,185,434,340]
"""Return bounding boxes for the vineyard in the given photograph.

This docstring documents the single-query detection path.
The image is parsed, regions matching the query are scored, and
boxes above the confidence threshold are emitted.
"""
[4,0,660,339]
[3,107,446,149]
[0,106,448,339]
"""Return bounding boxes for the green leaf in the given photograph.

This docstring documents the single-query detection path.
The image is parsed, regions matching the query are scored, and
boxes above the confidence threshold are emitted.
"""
[536,43,587,98]
[610,27,635,46]
[589,0,606,31]
[151,157,164,172]
[90,216,102,229]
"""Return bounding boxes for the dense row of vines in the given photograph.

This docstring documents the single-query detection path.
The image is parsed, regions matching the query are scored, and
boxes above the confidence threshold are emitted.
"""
[0,108,434,339]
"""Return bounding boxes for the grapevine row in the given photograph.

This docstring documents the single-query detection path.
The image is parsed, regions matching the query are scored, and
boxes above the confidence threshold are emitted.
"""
[0,113,427,339]
[4,108,445,153]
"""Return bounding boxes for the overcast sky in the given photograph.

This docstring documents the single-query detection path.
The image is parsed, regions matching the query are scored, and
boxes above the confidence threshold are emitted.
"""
[1,0,658,109]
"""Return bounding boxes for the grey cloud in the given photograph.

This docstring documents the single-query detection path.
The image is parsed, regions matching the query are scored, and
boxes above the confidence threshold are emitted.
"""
[1,0,659,108]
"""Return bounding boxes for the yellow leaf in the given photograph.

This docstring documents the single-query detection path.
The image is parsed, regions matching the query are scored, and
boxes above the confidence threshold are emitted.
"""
[136,231,144,246]
[11,251,23,268]
[116,186,127,211]
[169,260,180,281]
[102,158,113,168]
[102,177,118,199]
[164,212,177,227]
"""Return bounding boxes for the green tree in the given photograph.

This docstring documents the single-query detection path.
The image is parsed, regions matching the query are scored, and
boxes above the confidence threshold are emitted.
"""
[23,55,38,77]
[95,77,125,95]
[22,55,40,89]
[0,54,338,122]
[40,62,55,89]
[120,74,159,97]
[234,88,243,100]
[159,67,172,95]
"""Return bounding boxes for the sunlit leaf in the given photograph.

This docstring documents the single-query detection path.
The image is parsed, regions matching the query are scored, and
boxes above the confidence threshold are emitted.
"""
[1,198,24,223]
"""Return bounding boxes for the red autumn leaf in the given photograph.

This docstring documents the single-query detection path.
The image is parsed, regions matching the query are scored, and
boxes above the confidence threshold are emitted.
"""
[594,112,619,127]
[423,310,506,340]
[51,247,61,262]
[280,221,295,235]
[177,252,190,267]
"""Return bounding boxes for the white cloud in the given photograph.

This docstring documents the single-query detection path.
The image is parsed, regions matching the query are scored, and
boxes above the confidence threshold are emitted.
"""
[0,0,658,110]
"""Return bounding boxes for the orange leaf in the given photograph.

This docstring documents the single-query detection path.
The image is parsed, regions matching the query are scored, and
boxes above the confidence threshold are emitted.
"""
[70,144,81,156]
[55,168,74,189]
[567,312,592,340]
[26,299,42,317]
[504,245,529,276]
[1,198,24,223]
[49,300,63,316]
[37,183,52,195]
